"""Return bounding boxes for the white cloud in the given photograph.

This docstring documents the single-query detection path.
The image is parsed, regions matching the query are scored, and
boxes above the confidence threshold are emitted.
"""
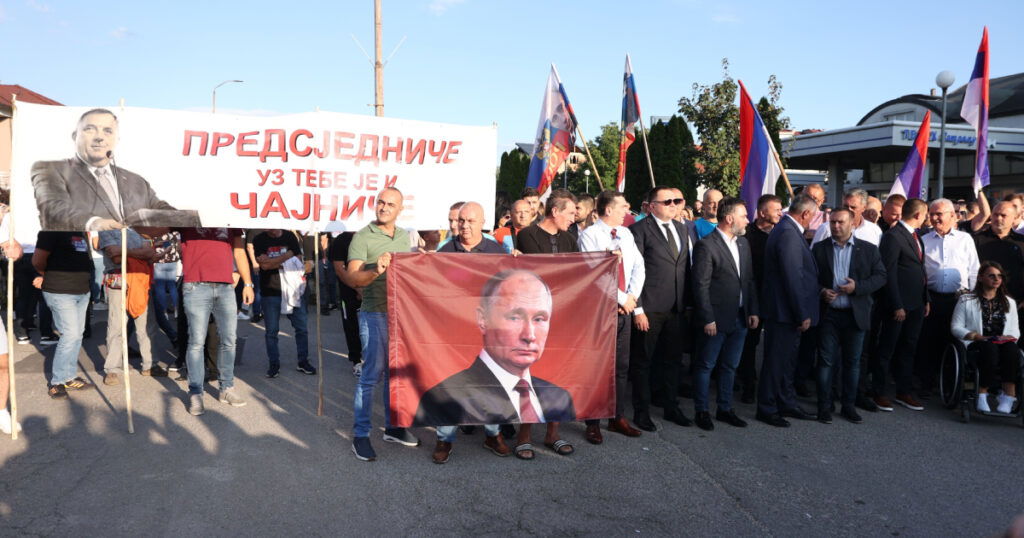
[26,0,52,13]
[110,26,133,39]
[428,0,466,15]
[711,12,740,24]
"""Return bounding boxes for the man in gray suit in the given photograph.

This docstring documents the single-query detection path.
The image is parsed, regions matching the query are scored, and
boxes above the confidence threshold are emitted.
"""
[31,108,176,231]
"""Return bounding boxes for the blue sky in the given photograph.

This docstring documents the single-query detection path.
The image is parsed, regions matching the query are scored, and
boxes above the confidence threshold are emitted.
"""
[1,0,1021,153]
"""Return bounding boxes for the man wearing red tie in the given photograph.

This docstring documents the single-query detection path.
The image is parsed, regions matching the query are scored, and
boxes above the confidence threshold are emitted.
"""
[579,190,645,443]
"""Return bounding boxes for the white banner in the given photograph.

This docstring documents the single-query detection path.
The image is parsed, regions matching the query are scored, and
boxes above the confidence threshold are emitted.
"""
[11,102,497,241]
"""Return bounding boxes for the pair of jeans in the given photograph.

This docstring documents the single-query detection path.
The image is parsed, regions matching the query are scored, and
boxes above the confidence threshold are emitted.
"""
[183,282,237,394]
[694,314,748,412]
[436,424,500,442]
[261,294,309,367]
[103,283,157,373]
[816,308,865,412]
[353,311,392,437]
[42,291,89,385]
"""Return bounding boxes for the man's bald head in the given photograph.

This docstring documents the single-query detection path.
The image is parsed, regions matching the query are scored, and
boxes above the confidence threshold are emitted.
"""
[457,201,486,246]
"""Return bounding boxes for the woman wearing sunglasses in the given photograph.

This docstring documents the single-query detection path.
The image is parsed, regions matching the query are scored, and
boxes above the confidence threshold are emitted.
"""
[951,261,1020,413]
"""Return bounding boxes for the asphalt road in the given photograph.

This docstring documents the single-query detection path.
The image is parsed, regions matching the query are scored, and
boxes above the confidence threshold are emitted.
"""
[1,311,1023,537]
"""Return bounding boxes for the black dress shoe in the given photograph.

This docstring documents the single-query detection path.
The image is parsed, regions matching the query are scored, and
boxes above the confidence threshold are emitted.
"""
[715,409,748,427]
[663,407,693,427]
[855,395,879,413]
[695,411,714,431]
[781,407,814,420]
[817,410,832,424]
[634,413,658,432]
[755,412,790,427]
[841,407,864,424]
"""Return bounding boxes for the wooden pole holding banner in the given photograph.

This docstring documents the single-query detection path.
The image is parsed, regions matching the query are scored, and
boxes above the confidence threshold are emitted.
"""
[118,98,134,434]
[7,94,19,439]
[636,115,657,189]
[314,233,324,416]
[771,143,795,199]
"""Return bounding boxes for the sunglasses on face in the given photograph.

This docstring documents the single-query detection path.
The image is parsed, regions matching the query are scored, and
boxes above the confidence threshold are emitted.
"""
[654,198,684,206]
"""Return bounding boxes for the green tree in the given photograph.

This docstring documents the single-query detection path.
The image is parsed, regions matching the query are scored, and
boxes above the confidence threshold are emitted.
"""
[496,149,530,196]
[622,115,699,208]
[678,58,740,196]
[586,122,623,191]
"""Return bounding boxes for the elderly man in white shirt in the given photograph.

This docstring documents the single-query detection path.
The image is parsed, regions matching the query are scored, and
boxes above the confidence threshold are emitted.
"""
[811,189,883,247]
[579,190,645,443]
[918,197,980,393]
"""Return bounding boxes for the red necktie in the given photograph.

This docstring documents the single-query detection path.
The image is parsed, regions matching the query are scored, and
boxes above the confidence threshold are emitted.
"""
[912,231,923,261]
[611,229,626,292]
[514,379,541,423]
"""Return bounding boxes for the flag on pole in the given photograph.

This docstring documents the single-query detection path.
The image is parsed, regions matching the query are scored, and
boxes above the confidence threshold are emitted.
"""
[616,55,641,192]
[738,80,783,218]
[960,27,990,194]
[526,65,577,199]
[890,111,931,199]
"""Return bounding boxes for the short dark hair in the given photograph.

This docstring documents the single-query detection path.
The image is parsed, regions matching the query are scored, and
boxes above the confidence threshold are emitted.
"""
[78,108,118,124]
[902,198,927,220]
[545,189,577,217]
[647,186,675,204]
[716,197,746,222]
[480,269,551,314]
[595,190,624,217]
[449,201,466,211]
[520,187,540,199]
[756,194,782,211]
[830,207,853,221]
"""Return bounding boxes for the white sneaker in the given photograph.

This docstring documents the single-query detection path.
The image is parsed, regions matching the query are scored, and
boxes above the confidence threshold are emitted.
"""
[996,394,1016,414]
[0,410,21,435]
[977,394,991,413]
[236,311,250,321]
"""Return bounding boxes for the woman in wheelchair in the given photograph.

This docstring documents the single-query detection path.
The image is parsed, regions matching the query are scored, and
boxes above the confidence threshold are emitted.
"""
[951,261,1020,414]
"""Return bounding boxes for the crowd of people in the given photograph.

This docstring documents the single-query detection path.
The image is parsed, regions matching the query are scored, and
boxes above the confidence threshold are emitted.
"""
[1,181,1022,469]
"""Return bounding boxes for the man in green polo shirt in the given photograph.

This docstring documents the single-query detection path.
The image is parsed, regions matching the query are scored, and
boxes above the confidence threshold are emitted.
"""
[343,187,419,461]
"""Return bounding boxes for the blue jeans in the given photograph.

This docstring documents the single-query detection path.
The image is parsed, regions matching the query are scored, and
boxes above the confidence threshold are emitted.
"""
[151,268,179,342]
[42,291,89,385]
[816,308,865,411]
[437,424,500,442]
[250,272,262,317]
[694,314,748,412]
[353,311,392,437]
[261,294,309,367]
[183,282,237,394]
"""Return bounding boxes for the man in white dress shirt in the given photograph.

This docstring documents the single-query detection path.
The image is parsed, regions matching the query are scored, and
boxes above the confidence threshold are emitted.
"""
[917,197,980,395]
[812,189,883,246]
[579,190,645,443]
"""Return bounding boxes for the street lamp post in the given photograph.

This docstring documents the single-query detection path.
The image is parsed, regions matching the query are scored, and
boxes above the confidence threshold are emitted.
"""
[584,169,590,194]
[935,70,955,199]
[212,79,244,113]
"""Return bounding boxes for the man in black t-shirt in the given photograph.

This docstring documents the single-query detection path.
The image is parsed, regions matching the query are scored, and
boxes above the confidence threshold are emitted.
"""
[33,231,95,399]
[252,229,315,378]
[329,232,362,374]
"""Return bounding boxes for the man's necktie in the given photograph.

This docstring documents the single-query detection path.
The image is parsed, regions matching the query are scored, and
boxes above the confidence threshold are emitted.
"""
[663,223,679,259]
[911,231,923,262]
[611,229,626,292]
[514,379,541,423]
[94,168,122,220]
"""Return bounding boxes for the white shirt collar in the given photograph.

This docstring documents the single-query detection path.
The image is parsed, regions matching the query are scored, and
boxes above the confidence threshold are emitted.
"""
[899,220,917,234]
[479,348,533,395]
[786,214,805,235]
[715,227,736,244]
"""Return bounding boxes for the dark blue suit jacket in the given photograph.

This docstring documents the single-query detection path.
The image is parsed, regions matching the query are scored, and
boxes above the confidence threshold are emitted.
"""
[761,216,819,325]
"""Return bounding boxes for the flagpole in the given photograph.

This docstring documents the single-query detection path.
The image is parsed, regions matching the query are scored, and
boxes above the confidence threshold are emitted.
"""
[315,232,324,417]
[118,97,134,434]
[7,94,18,440]
[550,64,606,191]
[636,115,657,188]
[771,144,794,199]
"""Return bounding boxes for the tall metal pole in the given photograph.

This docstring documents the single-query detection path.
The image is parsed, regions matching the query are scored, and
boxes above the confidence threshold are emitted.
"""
[937,87,949,199]
[212,80,243,114]
[374,0,384,117]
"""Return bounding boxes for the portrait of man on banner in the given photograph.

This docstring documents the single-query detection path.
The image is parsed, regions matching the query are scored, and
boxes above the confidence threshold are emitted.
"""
[30,107,200,231]
[387,252,617,428]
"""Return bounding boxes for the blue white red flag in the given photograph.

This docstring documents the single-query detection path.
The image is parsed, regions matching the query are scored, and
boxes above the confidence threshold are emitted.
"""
[960,27,990,194]
[890,111,931,199]
[526,65,577,199]
[616,54,641,192]
[738,80,782,218]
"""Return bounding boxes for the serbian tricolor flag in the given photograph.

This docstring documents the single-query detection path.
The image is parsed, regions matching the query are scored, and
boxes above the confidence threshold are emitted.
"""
[526,65,577,199]
[616,55,641,192]
[738,80,782,218]
[960,27,990,194]
[890,111,931,199]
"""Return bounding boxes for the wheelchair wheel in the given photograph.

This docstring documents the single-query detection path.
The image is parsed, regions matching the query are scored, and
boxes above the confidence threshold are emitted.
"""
[960,402,971,424]
[940,343,963,410]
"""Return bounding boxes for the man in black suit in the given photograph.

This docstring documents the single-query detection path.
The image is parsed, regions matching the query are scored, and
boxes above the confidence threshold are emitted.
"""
[871,198,930,412]
[414,270,575,426]
[757,194,820,427]
[629,186,692,430]
[691,198,759,431]
[31,108,177,231]
[811,209,886,424]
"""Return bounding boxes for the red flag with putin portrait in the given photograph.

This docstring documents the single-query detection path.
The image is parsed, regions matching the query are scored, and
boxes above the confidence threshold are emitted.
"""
[387,252,617,427]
